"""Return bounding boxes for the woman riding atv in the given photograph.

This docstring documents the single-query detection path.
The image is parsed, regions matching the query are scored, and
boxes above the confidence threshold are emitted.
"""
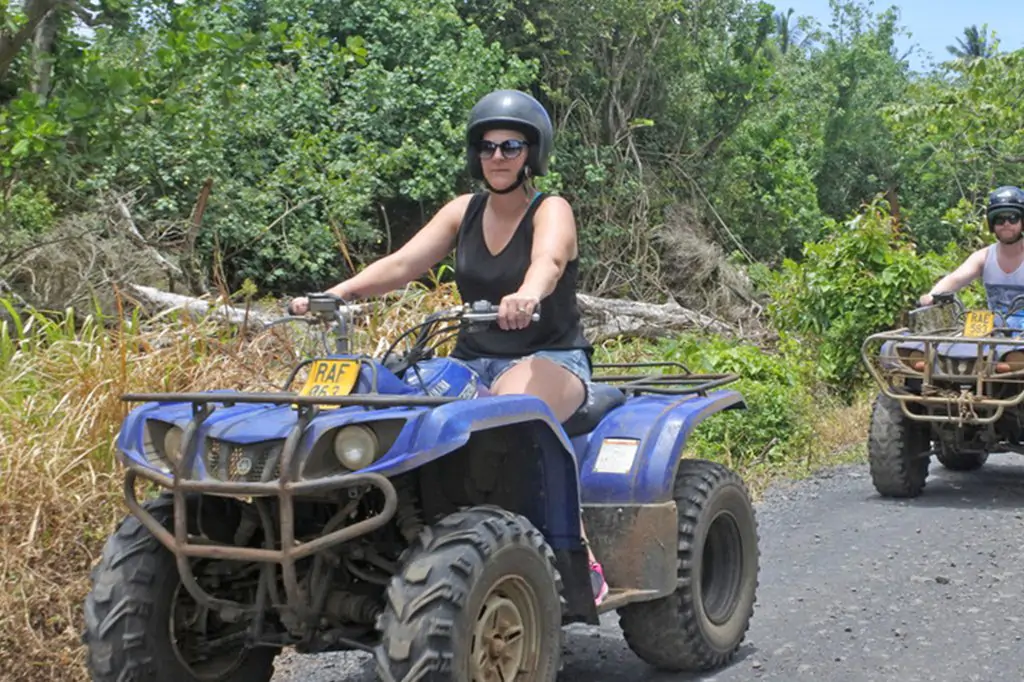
[287,89,609,605]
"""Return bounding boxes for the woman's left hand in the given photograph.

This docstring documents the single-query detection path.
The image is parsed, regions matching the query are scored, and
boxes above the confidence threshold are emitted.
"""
[498,292,540,330]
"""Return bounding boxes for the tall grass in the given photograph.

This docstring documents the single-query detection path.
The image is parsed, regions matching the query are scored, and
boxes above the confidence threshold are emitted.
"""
[0,284,869,681]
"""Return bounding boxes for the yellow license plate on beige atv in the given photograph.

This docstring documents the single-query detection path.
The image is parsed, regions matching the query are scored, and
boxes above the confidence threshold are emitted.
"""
[963,311,995,337]
[298,359,360,400]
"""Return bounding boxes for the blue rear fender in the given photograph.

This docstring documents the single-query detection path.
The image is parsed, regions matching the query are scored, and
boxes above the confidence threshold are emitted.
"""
[574,389,746,505]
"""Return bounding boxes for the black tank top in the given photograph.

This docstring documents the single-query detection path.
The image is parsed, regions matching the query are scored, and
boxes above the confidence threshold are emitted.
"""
[451,192,592,362]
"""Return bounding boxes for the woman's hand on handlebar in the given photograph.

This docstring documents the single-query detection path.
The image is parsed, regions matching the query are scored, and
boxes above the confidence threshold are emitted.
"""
[498,292,540,331]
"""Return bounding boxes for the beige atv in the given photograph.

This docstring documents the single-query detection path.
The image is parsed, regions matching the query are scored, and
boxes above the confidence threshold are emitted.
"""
[860,292,1024,497]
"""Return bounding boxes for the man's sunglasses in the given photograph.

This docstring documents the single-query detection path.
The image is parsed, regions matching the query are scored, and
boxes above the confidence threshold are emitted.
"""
[476,139,529,160]
[992,213,1022,226]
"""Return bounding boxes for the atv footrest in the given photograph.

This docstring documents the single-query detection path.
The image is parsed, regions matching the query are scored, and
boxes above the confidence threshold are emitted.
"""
[596,588,663,614]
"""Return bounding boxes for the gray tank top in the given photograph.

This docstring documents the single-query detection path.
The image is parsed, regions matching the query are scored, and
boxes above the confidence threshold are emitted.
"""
[982,245,1024,316]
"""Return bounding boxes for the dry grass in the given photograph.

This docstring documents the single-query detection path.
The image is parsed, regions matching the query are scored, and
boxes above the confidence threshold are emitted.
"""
[0,311,270,681]
[0,285,870,681]
[737,390,873,499]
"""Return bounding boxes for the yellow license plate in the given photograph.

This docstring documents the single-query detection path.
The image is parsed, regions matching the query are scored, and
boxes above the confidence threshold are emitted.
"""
[298,359,360,400]
[963,310,995,337]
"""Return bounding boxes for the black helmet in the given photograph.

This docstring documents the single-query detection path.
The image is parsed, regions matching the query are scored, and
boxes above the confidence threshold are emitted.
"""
[986,185,1024,226]
[466,89,554,181]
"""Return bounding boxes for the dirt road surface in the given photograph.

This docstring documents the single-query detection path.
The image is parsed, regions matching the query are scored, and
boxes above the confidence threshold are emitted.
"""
[272,453,1024,682]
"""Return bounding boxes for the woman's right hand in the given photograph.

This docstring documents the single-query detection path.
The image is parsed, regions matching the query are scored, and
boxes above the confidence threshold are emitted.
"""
[287,296,309,315]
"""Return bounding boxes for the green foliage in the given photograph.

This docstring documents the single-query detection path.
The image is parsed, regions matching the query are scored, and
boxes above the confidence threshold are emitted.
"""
[658,334,816,464]
[2,0,1018,357]
[810,2,909,221]
[885,50,1024,252]
[595,333,817,465]
[71,0,535,292]
[705,0,912,263]
[762,196,952,390]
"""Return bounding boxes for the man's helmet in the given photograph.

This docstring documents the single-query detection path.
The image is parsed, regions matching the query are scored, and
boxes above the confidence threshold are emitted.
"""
[466,90,554,184]
[986,185,1024,227]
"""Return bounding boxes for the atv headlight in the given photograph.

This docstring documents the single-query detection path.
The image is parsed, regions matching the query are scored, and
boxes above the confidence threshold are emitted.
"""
[163,426,184,466]
[333,425,379,470]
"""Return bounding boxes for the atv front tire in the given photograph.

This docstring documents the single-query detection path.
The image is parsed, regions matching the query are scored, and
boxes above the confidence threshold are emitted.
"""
[376,506,563,682]
[82,496,277,682]
[868,392,931,497]
[618,459,760,672]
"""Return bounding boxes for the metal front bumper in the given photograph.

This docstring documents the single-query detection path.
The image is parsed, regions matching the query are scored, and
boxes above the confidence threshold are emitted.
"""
[120,393,408,619]
[862,329,1024,424]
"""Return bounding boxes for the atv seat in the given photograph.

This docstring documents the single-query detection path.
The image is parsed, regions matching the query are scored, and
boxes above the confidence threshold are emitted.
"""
[562,383,627,437]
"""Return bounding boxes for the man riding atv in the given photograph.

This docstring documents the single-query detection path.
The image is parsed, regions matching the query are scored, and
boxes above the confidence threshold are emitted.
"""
[919,185,1024,324]
[289,88,611,604]
[862,185,1024,498]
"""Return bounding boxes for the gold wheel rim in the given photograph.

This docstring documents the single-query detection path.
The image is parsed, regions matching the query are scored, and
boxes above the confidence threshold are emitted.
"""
[470,576,541,681]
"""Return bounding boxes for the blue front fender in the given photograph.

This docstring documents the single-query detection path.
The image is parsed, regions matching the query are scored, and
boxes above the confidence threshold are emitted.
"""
[574,390,746,504]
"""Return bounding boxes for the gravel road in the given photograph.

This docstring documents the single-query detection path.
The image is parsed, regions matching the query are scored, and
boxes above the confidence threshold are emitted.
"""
[272,453,1024,682]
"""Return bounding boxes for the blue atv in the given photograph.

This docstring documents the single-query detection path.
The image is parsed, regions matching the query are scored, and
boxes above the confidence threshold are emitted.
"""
[83,293,759,681]
[862,292,1024,497]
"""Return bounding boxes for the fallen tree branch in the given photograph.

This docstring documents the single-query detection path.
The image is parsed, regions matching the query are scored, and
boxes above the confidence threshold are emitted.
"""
[122,284,284,329]
[122,283,373,329]
[115,199,184,279]
[577,292,736,342]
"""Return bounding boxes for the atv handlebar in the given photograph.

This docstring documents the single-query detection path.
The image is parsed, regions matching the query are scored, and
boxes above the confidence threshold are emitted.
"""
[919,292,1024,324]
[460,299,541,324]
[289,295,540,324]
[274,295,541,373]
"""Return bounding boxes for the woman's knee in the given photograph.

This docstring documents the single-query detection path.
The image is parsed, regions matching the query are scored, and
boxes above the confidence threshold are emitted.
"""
[491,358,585,421]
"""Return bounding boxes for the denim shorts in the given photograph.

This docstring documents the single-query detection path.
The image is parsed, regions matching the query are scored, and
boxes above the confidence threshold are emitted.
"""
[458,348,592,389]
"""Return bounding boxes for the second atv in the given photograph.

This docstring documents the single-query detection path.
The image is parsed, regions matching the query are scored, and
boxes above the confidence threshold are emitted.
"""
[862,292,1024,497]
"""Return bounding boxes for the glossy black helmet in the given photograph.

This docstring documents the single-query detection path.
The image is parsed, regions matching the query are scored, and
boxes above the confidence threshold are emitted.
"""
[986,185,1024,227]
[466,89,554,180]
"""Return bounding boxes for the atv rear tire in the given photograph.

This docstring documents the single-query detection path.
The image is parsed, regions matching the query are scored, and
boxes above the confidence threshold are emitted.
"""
[618,459,759,672]
[936,446,988,471]
[82,496,277,682]
[375,506,563,682]
[868,392,931,498]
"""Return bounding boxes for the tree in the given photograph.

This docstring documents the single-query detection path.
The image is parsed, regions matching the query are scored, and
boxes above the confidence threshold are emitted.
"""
[946,24,996,59]
[885,50,1024,252]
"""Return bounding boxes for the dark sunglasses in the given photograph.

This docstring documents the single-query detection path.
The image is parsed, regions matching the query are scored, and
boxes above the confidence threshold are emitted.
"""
[993,213,1022,226]
[476,139,528,160]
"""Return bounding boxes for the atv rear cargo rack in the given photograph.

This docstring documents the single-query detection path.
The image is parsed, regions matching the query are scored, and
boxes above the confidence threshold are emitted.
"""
[590,361,740,397]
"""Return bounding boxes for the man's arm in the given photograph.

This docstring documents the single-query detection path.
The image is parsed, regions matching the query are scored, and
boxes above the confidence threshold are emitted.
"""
[919,248,988,305]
